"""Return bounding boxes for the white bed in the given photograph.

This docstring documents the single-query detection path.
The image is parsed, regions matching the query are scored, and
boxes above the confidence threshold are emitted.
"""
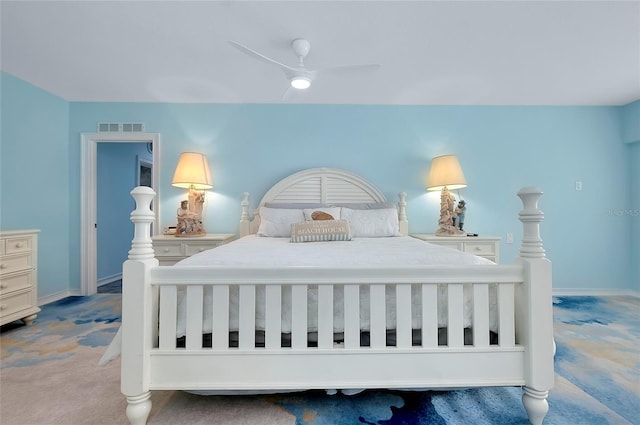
[119,168,554,425]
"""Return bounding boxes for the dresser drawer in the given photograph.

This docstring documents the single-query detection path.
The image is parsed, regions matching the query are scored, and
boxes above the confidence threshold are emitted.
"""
[153,243,183,258]
[463,242,496,256]
[0,290,34,317]
[0,272,33,295]
[4,236,33,254]
[0,253,33,275]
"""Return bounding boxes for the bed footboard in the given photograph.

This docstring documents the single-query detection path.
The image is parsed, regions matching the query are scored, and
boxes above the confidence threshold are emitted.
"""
[120,186,553,425]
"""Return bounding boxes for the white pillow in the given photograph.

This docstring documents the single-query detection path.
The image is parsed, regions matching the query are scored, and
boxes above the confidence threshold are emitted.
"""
[303,207,342,221]
[257,207,304,237]
[341,207,401,237]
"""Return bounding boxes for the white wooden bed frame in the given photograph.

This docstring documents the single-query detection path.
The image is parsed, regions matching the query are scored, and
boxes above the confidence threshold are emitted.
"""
[120,168,554,425]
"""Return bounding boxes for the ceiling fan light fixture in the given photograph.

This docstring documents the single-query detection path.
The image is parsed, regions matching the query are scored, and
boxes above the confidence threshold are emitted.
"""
[290,76,311,90]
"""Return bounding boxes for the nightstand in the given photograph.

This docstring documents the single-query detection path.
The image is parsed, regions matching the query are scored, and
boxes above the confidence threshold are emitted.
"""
[411,234,500,263]
[152,233,235,265]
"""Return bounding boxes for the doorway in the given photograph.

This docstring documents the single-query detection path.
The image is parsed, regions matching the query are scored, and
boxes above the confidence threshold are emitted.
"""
[80,132,160,295]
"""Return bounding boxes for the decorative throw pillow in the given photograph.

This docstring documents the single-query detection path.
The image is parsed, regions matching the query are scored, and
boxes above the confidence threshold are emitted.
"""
[303,207,342,221]
[290,219,353,243]
[257,207,305,237]
[341,207,401,237]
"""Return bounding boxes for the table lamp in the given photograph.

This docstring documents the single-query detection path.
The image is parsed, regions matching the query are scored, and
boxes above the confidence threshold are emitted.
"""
[427,154,467,236]
[171,152,212,237]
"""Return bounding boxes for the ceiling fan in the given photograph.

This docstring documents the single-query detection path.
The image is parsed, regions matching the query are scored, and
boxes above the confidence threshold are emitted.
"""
[229,38,380,98]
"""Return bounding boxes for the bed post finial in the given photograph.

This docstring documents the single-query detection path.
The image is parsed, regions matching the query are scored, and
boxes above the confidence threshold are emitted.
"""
[398,192,409,236]
[518,187,545,259]
[240,192,250,221]
[240,192,251,237]
[128,186,156,260]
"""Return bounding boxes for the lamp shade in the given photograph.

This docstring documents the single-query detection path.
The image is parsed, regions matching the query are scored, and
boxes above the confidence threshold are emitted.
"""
[171,152,213,190]
[426,154,467,191]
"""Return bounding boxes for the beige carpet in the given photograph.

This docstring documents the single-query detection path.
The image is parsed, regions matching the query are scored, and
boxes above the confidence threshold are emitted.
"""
[0,343,295,425]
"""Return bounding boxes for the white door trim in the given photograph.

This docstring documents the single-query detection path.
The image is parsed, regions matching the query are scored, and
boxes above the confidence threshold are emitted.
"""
[80,132,160,295]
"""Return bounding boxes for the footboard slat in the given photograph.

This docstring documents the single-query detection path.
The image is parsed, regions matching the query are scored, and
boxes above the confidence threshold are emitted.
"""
[265,285,282,349]
[239,285,256,349]
[291,285,307,348]
[396,284,412,348]
[318,285,333,349]
[159,286,177,350]
[185,286,203,349]
[448,284,464,347]
[473,283,490,347]
[499,283,515,347]
[421,284,438,347]
[343,285,360,348]
[212,285,229,349]
[370,284,386,348]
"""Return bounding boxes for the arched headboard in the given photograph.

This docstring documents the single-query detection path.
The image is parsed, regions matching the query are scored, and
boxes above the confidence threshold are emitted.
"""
[239,168,408,236]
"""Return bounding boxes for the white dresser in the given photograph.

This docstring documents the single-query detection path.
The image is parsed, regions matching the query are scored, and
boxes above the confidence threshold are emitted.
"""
[152,234,236,266]
[411,234,501,263]
[0,230,40,326]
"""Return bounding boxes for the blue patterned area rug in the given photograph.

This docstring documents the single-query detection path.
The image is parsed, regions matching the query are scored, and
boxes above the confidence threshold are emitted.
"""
[1,295,638,425]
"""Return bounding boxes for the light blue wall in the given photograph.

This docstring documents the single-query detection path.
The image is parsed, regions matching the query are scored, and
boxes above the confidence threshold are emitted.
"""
[623,100,640,291]
[631,142,640,291]
[621,100,640,144]
[69,102,632,291]
[0,72,71,301]
[1,72,637,300]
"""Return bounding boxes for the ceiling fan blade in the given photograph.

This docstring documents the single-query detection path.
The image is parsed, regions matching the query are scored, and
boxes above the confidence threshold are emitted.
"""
[229,41,297,73]
[282,86,296,102]
[316,63,381,76]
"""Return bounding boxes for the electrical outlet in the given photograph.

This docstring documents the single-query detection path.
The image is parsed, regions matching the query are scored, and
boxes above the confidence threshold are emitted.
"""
[575,181,582,191]
[506,233,514,244]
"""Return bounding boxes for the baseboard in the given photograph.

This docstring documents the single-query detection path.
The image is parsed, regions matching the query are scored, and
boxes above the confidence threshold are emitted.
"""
[38,289,83,306]
[553,288,640,298]
[98,273,122,286]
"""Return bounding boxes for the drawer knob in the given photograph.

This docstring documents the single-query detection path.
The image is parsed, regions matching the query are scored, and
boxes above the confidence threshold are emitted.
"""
[0,304,7,310]
[164,248,170,253]
[0,283,7,289]
[475,247,482,251]
[0,264,7,269]
[198,248,205,252]
[15,243,24,248]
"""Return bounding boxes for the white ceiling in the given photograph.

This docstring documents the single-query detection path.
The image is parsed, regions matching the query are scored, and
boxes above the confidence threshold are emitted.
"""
[2,1,639,105]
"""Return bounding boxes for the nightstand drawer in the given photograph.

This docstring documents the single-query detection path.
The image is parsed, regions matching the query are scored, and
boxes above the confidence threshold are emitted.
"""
[464,242,496,256]
[185,242,221,256]
[0,273,33,295]
[0,254,33,276]
[152,234,235,266]
[153,243,183,258]
[411,234,500,263]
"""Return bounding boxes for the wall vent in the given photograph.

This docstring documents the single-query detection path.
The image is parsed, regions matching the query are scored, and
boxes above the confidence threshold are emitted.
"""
[98,122,145,132]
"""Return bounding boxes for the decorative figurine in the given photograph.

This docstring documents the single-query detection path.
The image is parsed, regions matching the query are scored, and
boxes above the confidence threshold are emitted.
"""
[435,190,466,236]
[453,200,466,231]
[175,200,205,237]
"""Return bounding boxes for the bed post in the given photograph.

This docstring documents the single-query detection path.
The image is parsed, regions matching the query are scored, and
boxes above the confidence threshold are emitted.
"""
[398,192,409,235]
[121,186,158,425]
[239,192,251,237]
[515,187,554,425]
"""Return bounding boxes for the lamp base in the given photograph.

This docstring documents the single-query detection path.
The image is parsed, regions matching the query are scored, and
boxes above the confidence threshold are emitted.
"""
[435,187,467,237]
[435,225,466,237]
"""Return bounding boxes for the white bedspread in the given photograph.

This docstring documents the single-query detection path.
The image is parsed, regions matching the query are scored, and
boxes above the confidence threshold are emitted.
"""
[175,236,497,336]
